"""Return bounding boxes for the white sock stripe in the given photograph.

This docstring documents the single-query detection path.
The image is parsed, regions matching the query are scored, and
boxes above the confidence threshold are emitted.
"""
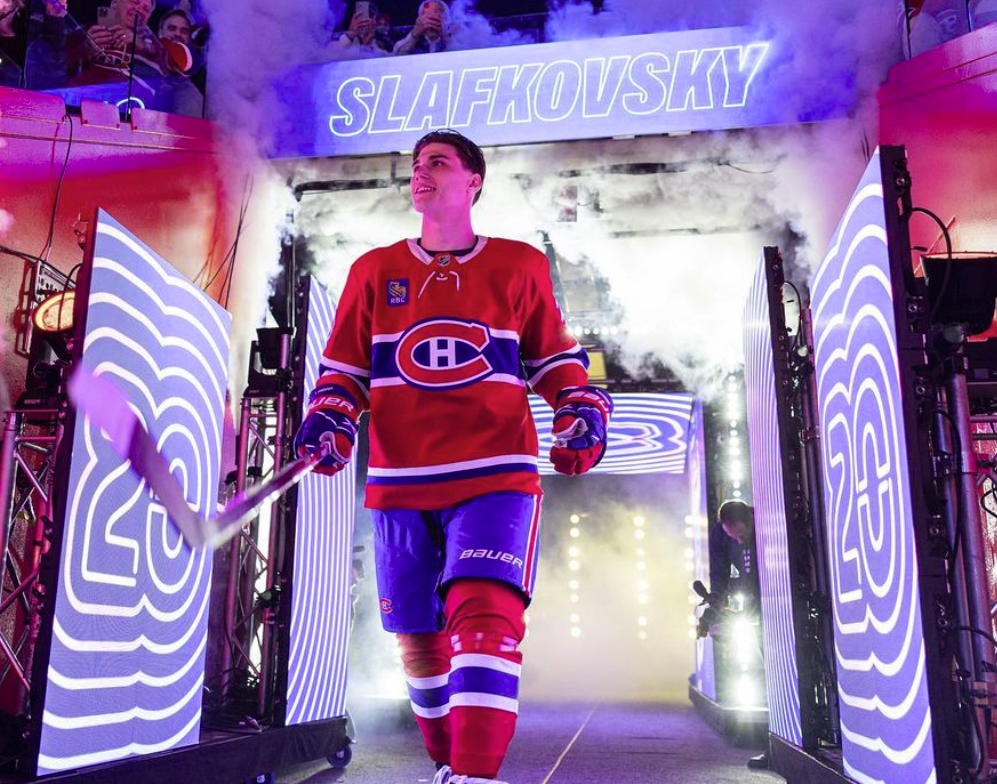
[410,701,450,719]
[449,692,520,714]
[407,673,449,690]
[449,653,522,677]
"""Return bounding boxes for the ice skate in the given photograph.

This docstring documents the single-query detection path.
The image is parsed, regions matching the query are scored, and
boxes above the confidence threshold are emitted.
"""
[432,764,452,784]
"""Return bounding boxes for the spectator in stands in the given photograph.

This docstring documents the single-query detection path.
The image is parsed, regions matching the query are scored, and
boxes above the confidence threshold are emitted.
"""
[155,8,203,117]
[333,1,390,57]
[158,7,191,45]
[374,11,394,51]
[393,0,452,55]
[0,0,28,87]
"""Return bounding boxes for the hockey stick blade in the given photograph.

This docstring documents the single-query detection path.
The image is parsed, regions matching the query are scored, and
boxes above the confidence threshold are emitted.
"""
[69,368,333,549]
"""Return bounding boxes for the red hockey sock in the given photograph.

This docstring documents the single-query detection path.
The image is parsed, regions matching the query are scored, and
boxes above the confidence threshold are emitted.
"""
[444,579,526,779]
[397,631,453,766]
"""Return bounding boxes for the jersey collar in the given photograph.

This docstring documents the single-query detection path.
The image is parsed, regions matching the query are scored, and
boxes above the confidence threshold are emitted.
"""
[406,236,489,265]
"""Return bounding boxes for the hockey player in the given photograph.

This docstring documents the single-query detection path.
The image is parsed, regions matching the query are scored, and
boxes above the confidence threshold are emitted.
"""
[294,129,612,784]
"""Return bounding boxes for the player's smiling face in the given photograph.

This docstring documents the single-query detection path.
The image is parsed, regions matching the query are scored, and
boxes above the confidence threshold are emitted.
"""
[411,143,481,217]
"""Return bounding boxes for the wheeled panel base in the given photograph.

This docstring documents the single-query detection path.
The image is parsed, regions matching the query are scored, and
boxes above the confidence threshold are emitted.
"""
[5,716,348,784]
[769,733,851,784]
[688,683,768,747]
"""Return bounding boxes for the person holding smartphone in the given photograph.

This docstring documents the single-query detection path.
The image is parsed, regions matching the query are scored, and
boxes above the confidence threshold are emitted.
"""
[333,0,390,57]
[393,0,452,55]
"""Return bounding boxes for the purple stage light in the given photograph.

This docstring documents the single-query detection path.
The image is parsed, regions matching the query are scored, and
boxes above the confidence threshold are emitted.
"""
[36,211,230,774]
[284,277,357,726]
[530,393,696,475]
[743,251,803,745]
[809,150,937,784]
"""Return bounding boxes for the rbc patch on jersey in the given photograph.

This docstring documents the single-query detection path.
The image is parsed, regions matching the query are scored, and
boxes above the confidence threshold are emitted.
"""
[387,279,409,307]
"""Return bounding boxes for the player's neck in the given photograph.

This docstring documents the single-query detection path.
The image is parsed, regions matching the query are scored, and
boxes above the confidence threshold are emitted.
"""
[420,213,476,252]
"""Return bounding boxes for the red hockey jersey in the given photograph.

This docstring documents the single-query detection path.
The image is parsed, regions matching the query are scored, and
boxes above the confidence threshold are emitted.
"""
[317,236,590,510]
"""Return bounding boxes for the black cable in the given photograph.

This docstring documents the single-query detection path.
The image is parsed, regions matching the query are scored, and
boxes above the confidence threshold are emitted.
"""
[909,206,954,325]
[932,407,963,568]
[38,113,74,263]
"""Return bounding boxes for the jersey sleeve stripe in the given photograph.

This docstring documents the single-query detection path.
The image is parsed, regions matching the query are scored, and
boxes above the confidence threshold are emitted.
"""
[320,357,371,378]
[522,343,584,368]
[527,357,588,386]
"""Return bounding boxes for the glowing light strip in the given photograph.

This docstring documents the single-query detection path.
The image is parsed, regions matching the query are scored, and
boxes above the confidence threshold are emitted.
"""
[38,211,230,773]
[286,278,357,726]
[531,393,695,475]
[742,252,802,744]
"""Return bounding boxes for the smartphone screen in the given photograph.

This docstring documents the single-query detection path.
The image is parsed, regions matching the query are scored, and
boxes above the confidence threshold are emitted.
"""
[355,1,372,20]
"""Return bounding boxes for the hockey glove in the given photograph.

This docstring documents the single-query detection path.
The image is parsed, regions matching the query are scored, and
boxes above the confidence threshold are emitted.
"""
[293,383,359,477]
[549,386,613,476]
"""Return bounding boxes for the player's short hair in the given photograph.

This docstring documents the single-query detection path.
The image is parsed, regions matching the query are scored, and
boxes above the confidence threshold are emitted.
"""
[413,129,486,205]
[718,500,752,526]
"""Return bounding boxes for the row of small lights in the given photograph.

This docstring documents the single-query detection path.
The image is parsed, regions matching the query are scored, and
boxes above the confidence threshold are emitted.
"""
[568,325,621,337]
[726,372,744,498]
[568,513,582,638]
[684,514,698,639]
[634,515,649,641]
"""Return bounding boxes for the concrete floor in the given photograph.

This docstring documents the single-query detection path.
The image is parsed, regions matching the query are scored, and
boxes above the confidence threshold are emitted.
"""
[278,702,783,784]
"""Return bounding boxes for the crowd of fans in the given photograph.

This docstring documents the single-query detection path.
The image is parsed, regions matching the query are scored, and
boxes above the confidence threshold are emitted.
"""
[0,0,467,117]
[0,0,205,115]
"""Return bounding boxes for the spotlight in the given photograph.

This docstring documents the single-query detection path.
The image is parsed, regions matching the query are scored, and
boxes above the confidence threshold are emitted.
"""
[569,560,580,571]
[33,290,76,333]
[570,626,582,638]
[633,516,645,527]
[569,513,581,524]
[570,613,580,624]
[568,546,579,557]
[568,579,579,590]
[634,529,645,540]
[735,674,758,707]
[570,593,580,603]
[637,616,648,627]
[569,527,580,538]
[923,252,997,337]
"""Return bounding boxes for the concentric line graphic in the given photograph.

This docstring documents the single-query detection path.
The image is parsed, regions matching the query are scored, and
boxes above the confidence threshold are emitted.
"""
[39,211,230,773]
[530,393,696,475]
[285,277,357,726]
[809,151,937,784]
[743,253,803,745]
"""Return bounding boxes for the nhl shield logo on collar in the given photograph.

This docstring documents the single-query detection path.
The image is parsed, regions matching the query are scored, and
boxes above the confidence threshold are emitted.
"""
[436,254,452,267]
[387,278,409,306]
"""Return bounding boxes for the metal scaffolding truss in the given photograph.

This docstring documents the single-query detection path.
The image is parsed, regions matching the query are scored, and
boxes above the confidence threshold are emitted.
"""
[219,335,294,723]
[0,408,62,716]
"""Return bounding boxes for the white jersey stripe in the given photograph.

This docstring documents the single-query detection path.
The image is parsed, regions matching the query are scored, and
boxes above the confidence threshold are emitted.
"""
[450,653,523,677]
[407,673,449,690]
[410,702,450,719]
[529,357,587,385]
[320,357,371,378]
[448,693,520,714]
[523,343,584,367]
[368,454,538,479]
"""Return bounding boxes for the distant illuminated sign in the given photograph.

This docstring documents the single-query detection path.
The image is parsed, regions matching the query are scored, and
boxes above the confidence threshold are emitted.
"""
[271,27,780,158]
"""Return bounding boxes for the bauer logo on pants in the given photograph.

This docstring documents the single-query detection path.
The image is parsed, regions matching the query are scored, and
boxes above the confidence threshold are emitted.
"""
[459,548,525,570]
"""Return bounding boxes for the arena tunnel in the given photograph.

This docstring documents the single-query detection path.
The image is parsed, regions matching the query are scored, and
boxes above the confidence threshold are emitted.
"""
[2,3,997,784]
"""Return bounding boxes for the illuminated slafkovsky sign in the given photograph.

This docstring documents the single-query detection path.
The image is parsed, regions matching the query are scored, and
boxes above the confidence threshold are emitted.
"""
[271,26,783,158]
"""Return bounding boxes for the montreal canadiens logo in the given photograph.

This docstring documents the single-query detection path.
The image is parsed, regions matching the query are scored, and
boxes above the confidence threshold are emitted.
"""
[395,318,493,390]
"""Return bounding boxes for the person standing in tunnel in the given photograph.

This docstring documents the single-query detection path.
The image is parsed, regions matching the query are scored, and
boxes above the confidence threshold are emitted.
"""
[294,129,613,784]
[708,499,760,612]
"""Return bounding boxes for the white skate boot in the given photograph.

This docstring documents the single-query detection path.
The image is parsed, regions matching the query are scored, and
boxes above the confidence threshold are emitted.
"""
[432,764,453,784]
[449,777,510,784]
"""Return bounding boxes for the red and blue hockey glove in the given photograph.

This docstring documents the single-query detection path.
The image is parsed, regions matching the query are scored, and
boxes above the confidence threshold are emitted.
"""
[549,386,613,476]
[293,383,359,477]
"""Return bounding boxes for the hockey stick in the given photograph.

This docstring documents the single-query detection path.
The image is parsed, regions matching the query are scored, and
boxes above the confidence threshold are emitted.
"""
[68,368,331,549]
